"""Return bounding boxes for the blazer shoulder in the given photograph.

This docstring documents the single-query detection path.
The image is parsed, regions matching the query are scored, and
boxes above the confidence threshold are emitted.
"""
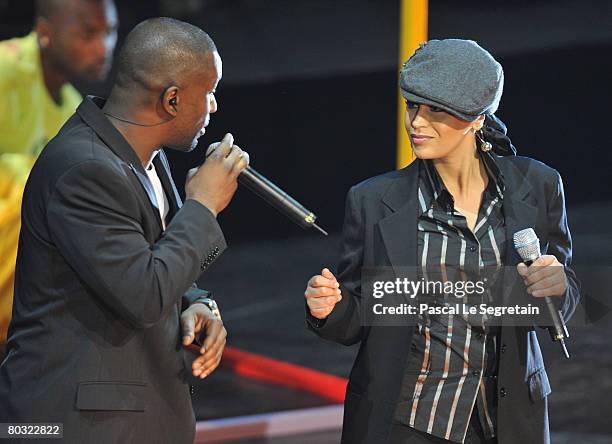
[498,155,561,185]
[349,161,417,199]
[26,117,135,214]
[43,115,109,164]
[34,116,125,183]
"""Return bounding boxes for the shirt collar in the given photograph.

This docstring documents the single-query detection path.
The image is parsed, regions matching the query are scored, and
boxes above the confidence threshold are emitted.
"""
[480,150,505,199]
[145,150,160,171]
[419,150,505,215]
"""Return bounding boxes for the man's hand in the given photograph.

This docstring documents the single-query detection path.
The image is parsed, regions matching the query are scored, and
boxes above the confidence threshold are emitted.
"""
[305,268,342,320]
[517,255,568,298]
[185,133,249,217]
[181,303,227,379]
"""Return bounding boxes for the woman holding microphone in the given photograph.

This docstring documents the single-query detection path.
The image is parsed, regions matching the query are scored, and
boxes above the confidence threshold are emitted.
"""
[304,39,579,444]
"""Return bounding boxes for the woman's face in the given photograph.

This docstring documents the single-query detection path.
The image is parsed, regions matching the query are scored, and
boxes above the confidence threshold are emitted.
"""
[405,102,484,160]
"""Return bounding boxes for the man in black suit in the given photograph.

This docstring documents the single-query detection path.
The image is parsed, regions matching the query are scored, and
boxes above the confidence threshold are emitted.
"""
[0,18,248,443]
[304,40,580,443]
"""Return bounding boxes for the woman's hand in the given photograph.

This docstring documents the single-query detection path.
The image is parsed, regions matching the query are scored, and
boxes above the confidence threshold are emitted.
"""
[305,268,342,320]
[517,255,568,298]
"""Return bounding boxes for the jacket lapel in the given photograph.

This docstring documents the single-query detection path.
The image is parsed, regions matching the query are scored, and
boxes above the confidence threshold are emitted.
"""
[498,158,538,305]
[77,96,165,232]
[499,158,539,262]
[376,165,419,387]
[151,151,186,316]
[376,158,540,306]
[130,165,164,231]
[378,162,420,275]
[153,150,183,221]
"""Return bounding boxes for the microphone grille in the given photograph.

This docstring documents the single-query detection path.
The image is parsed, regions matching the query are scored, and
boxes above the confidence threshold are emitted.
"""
[513,228,540,262]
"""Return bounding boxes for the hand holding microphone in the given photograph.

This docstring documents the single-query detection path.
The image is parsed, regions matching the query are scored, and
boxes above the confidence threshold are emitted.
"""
[513,228,570,358]
[517,256,568,299]
[185,133,249,217]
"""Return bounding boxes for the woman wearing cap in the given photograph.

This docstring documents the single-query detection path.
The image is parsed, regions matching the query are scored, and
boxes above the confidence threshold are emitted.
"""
[304,39,579,444]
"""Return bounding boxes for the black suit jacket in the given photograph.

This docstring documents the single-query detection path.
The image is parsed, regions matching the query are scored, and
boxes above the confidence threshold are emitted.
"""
[308,156,580,444]
[0,97,225,443]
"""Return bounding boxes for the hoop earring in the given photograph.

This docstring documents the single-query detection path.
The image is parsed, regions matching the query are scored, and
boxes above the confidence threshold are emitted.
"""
[476,130,492,152]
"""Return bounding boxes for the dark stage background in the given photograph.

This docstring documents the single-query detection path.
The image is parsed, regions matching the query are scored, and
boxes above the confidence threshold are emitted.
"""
[1,1,611,442]
[2,0,611,243]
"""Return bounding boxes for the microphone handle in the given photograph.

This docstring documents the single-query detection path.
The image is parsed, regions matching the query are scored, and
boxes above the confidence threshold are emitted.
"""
[238,166,327,235]
[524,258,570,359]
[203,143,327,235]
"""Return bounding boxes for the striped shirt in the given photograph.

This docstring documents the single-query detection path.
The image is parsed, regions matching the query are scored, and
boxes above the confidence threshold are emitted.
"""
[393,151,506,443]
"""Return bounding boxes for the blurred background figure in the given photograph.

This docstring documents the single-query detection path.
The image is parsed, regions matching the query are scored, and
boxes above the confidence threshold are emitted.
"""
[0,0,118,352]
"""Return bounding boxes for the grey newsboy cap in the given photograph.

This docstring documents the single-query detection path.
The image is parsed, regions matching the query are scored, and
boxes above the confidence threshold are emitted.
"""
[399,39,504,122]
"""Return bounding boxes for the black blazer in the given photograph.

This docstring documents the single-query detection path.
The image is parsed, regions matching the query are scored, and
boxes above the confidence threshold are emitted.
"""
[0,97,225,443]
[308,156,580,444]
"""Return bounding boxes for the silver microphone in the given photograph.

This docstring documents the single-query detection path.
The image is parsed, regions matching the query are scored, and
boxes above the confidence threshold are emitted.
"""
[513,228,570,358]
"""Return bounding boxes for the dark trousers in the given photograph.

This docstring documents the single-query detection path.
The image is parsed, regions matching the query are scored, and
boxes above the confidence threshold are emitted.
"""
[389,407,497,444]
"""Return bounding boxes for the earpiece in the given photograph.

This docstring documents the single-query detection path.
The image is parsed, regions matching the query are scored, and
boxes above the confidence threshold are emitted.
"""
[169,98,177,107]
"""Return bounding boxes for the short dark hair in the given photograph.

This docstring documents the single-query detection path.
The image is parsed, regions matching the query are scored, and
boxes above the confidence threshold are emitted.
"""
[114,17,217,92]
[35,0,103,20]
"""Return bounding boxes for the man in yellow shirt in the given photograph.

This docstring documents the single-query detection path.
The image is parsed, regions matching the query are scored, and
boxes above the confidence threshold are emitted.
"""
[0,0,118,348]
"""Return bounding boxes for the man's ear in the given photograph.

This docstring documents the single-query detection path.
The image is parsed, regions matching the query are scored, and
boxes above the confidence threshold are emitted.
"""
[34,17,52,49]
[161,86,179,116]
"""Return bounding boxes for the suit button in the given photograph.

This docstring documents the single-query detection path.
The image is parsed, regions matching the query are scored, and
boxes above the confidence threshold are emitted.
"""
[500,387,507,397]
[190,385,195,395]
[472,370,480,377]
[469,246,477,252]
[501,344,507,353]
